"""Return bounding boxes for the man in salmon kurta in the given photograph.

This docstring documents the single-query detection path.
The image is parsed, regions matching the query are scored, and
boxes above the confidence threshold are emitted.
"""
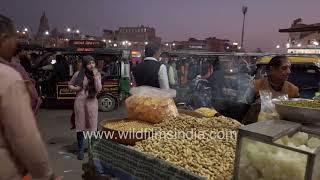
[0,14,59,180]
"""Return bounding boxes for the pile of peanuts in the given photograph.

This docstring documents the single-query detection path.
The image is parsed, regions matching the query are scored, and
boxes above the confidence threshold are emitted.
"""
[135,115,242,179]
[104,120,154,132]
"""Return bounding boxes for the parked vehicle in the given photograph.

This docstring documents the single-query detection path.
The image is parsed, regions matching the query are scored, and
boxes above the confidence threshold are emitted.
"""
[32,40,131,111]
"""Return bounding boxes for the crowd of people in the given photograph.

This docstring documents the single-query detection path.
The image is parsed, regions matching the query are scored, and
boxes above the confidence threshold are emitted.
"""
[0,13,301,180]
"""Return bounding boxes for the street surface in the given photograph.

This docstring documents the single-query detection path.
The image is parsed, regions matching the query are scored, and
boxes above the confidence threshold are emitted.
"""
[36,107,127,180]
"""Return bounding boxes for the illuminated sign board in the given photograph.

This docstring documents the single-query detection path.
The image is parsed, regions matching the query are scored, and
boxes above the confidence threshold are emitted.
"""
[287,48,320,54]
[69,40,106,49]
[76,48,95,52]
[189,45,204,49]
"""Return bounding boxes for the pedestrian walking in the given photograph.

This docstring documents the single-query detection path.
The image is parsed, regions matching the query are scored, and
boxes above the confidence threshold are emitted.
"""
[0,14,60,180]
[68,55,102,160]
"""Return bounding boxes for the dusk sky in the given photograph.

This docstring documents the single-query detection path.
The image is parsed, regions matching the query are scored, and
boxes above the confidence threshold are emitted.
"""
[1,0,320,51]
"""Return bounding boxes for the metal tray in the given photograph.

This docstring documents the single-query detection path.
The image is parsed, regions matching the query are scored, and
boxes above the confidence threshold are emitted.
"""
[274,98,320,124]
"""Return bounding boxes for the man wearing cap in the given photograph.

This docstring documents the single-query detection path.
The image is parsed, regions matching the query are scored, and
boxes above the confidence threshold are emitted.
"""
[132,43,169,89]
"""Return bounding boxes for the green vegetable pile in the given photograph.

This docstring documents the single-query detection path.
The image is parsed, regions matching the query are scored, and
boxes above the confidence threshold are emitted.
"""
[282,100,320,109]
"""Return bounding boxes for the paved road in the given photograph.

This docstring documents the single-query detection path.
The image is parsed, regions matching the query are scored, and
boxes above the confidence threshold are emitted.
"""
[36,107,127,180]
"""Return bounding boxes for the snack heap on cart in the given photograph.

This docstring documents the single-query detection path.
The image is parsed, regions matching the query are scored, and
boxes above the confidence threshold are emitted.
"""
[92,87,320,180]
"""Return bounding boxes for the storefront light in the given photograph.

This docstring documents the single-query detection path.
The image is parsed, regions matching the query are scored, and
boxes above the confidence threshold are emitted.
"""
[286,43,290,48]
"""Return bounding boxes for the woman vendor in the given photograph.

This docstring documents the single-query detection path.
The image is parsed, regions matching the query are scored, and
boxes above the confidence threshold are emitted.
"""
[254,56,299,99]
[243,56,299,124]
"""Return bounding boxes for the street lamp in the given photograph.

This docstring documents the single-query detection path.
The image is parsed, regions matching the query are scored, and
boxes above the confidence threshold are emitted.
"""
[42,31,50,48]
[22,31,26,35]
[102,39,106,42]
[165,43,169,46]
[172,43,176,46]
[17,30,20,33]
[276,45,280,49]
[76,30,80,34]
[24,28,28,32]
[241,6,248,49]
[67,28,71,32]
[108,40,112,43]
[286,43,290,48]
[128,42,132,46]
[144,42,148,45]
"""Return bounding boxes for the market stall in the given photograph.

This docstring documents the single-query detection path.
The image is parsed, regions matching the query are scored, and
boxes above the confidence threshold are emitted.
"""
[234,98,320,180]
[83,87,320,180]
[82,87,242,179]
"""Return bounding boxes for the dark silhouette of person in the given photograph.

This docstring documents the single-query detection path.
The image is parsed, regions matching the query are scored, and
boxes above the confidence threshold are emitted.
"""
[53,55,70,82]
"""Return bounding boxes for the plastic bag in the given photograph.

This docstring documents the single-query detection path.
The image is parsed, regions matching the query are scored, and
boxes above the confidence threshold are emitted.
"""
[129,86,176,97]
[126,86,179,123]
[258,90,288,121]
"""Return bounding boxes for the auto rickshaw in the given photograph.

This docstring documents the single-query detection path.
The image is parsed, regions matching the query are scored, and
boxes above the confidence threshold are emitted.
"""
[255,55,320,99]
[33,45,131,112]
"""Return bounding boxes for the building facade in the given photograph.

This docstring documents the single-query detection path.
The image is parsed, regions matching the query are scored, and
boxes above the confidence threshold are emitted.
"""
[279,18,320,54]
[115,25,161,44]
[163,37,236,52]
